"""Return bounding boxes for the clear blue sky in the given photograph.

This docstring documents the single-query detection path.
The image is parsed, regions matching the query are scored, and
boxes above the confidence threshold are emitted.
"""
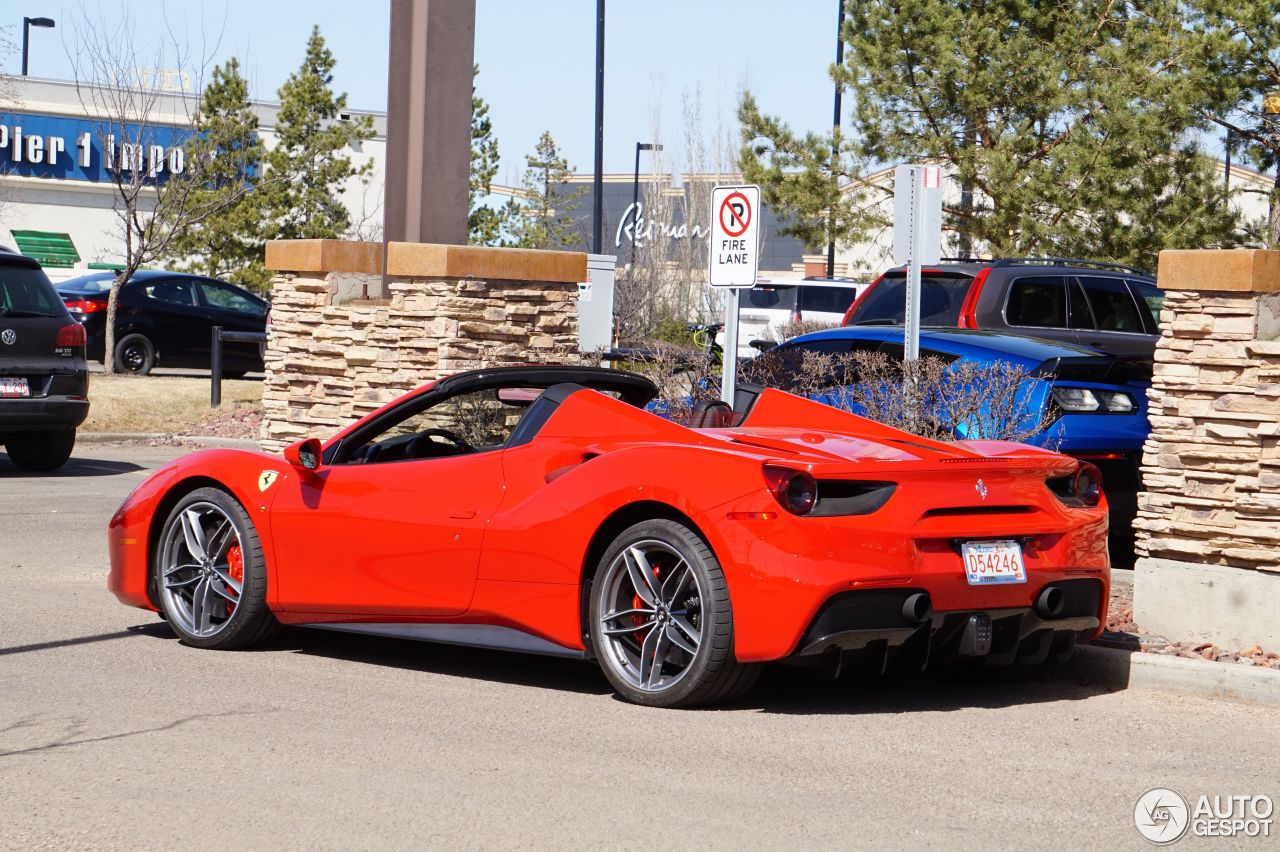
[7,1,842,182]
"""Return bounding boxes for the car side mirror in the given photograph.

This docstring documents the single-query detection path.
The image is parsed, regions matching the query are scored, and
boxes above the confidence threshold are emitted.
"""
[284,437,323,471]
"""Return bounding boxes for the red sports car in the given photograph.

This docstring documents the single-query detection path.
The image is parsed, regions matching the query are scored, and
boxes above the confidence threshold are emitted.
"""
[108,366,1109,707]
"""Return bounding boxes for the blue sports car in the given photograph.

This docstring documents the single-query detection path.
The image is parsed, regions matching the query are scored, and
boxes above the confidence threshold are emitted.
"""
[754,326,1150,564]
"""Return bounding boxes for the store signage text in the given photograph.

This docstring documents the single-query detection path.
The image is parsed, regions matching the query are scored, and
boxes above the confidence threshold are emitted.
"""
[0,112,192,183]
[615,202,709,248]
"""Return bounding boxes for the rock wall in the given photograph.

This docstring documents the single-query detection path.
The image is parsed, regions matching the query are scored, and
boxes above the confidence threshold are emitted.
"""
[259,240,583,453]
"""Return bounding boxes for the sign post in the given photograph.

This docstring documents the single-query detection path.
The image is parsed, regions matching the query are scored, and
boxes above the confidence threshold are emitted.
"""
[708,184,761,405]
[891,164,943,362]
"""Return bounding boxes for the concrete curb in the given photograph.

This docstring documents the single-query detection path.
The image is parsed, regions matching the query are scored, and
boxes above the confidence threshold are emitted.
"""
[79,432,261,450]
[1061,644,1280,707]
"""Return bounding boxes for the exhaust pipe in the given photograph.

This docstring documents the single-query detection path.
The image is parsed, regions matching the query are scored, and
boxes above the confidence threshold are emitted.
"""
[1035,586,1065,619]
[902,592,932,625]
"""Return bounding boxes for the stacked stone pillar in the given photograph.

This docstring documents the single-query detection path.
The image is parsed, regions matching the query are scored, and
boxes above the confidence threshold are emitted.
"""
[1134,249,1280,649]
[259,239,584,454]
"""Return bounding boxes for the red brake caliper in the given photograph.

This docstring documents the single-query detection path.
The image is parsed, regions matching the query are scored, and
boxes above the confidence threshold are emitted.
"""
[631,563,662,649]
[225,542,244,614]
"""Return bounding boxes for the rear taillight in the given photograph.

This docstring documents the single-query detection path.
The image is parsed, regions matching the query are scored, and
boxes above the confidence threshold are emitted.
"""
[763,464,817,515]
[841,274,883,325]
[63,299,104,314]
[1047,462,1103,509]
[57,323,86,347]
[957,267,990,329]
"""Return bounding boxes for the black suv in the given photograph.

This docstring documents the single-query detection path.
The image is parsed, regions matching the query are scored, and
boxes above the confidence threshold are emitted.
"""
[0,249,89,471]
[842,258,1161,359]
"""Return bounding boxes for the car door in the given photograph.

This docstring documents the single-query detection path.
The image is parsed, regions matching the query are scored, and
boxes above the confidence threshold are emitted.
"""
[139,277,209,367]
[1000,274,1079,348]
[196,279,268,370]
[1075,276,1155,357]
[267,387,518,616]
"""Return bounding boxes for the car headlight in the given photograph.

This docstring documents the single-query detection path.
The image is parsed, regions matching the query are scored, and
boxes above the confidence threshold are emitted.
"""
[1051,387,1134,413]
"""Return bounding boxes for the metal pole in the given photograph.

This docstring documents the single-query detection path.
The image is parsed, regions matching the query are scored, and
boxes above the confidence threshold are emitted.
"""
[826,0,845,278]
[721,288,741,406]
[905,168,923,363]
[211,326,223,408]
[592,0,605,255]
[1224,127,1233,192]
[21,18,30,77]
[631,142,641,266]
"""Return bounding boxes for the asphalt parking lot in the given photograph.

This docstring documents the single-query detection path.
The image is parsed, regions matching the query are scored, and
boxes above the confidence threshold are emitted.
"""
[3,443,1278,850]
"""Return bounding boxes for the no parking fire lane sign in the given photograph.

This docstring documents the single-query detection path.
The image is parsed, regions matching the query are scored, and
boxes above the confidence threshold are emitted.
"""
[708,184,761,288]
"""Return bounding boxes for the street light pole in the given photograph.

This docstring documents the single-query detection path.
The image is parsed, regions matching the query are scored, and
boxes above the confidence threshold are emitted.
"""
[631,141,662,266]
[592,0,605,255]
[826,0,845,278]
[21,16,56,77]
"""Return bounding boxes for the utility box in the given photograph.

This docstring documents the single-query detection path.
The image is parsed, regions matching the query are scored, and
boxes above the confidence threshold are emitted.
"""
[578,254,617,351]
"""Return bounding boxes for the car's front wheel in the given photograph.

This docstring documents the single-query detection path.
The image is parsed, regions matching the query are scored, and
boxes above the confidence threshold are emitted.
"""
[154,487,279,649]
[3,429,76,471]
[589,519,759,707]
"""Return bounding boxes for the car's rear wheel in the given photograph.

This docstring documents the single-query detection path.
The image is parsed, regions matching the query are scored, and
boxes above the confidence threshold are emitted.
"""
[114,333,155,375]
[589,519,759,708]
[154,487,279,649]
[3,429,76,471]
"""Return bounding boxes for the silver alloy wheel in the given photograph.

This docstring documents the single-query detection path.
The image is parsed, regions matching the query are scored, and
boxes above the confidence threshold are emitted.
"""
[158,501,243,638]
[597,538,704,693]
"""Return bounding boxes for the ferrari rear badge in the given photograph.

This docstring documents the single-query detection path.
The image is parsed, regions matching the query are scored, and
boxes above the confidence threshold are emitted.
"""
[258,470,279,492]
[975,479,988,501]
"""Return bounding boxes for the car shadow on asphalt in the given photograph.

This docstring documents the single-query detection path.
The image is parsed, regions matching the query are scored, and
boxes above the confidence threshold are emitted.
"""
[0,456,145,477]
[236,627,1118,711]
[268,627,615,698]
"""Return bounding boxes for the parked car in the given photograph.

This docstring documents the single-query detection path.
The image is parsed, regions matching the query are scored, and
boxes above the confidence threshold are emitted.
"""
[841,258,1162,359]
[108,365,1109,707]
[57,270,269,376]
[721,277,867,358]
[755,326,1150,565]
[0,247,89,471]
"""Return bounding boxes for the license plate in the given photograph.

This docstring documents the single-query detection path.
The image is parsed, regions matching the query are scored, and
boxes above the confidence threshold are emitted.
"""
[0,377,29,398]
[961,540,1026,585]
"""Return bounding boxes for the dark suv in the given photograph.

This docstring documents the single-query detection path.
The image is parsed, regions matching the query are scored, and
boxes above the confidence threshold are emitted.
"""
[0,249,89,471]
[841,258,1162,359]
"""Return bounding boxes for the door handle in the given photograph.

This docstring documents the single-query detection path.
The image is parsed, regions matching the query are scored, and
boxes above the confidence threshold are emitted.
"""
[449,509,477,519]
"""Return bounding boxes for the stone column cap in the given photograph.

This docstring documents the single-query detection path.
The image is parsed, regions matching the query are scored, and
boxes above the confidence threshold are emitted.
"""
[386,242,586,283]
[1157,249,1280,293]
[265,239,383,275]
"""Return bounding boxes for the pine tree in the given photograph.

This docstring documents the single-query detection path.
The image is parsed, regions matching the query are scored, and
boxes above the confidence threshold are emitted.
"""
[742,0,1248,270]
[159,58,270,290]
[264,26,374,241]
[508,132,585,250]
[469,65,507,245]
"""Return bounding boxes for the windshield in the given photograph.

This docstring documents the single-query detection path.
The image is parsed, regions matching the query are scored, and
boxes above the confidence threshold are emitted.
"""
[849,273,973,326]
[0,265,63,315]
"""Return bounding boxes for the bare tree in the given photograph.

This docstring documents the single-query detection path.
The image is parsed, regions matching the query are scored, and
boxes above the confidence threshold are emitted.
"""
[67,11,255,372]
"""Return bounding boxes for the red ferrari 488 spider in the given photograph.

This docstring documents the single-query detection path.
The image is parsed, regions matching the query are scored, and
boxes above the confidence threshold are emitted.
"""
[109,366,1109,707]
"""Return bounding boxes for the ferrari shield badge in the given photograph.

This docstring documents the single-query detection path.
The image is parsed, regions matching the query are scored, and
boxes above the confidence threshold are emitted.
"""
[258,470,279,492]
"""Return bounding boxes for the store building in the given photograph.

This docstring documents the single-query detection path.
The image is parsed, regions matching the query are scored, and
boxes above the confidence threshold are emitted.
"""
[0,76,387,282]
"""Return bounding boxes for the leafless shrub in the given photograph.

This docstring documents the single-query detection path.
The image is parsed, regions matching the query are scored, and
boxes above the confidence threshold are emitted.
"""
[764,320,838,344]
[739,348,1056,443]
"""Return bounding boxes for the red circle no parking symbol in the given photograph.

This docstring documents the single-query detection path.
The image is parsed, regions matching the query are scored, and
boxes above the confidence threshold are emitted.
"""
[719,192,751,238]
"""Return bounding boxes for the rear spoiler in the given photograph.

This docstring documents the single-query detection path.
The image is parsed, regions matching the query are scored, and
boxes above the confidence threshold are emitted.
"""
[1034,355,1152,384]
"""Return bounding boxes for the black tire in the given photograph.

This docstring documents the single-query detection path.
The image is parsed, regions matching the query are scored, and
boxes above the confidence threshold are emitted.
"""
[589,518,760,708]
[4,429,76,471]
[153,487,279,649]
[114,333,155,375]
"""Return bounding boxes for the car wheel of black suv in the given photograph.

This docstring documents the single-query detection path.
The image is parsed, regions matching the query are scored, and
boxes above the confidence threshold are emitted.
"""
[114,333,155,375]
[3,429,76,471]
